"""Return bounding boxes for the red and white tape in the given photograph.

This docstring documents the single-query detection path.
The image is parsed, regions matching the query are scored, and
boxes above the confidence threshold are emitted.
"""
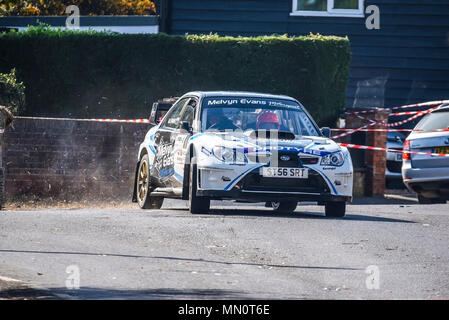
[343,106,439,131]
[385,106,438,127]
[388,110,422,117]
[15,116,152,123]
[338,143,449,158]
[390,99,449,111]
[345,100,449,116]
[92,118,151,123]
[332,128,449,132]
[331,121,381,139]
[332,128,412,132]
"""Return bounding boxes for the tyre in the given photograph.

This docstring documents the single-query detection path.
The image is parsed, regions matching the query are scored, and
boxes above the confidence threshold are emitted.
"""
[418,194,433,204]
[189,157,210,214]
[271,201,298,214]
[136,154,164,209]
[418,194,446,204]
[325,201,346,218]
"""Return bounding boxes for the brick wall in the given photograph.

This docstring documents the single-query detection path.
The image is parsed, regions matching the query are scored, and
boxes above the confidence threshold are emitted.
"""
[3,117,151,201]
[345,109,390,197]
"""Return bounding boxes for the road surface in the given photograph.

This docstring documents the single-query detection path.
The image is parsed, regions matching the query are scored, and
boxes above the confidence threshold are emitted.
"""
[1,198,448,299]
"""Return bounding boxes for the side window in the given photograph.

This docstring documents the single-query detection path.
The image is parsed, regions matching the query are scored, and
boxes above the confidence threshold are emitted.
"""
[179,99,197,127]
[161,98,188,129]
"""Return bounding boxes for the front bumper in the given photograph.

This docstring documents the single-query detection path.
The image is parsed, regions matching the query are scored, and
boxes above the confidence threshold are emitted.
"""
[197,189,351,203]
[198,165,352,202]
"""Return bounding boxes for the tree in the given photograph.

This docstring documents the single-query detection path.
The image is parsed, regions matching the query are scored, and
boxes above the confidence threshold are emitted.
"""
[0,0,156,16]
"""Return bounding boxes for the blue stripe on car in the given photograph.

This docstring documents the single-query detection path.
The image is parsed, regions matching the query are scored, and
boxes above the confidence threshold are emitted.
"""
[311,167,339,195]
[174,172,183,182]
[224,164,265,191]
[189,133,203,141]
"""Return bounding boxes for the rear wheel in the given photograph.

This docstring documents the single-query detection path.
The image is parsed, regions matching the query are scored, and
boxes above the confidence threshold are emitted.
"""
[271,201,298,214]
[136,154,164,209]
[418,194,446,204]
[325,201,346,218]
[189,157,210,214]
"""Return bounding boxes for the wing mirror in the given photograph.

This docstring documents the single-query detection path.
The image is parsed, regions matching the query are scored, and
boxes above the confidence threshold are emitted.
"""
[149,102,170,125]
[149,102,160,125]
[321,127,331,138]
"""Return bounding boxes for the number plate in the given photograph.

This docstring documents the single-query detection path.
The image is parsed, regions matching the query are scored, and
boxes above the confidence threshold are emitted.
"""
[261,167,309,179]
[434,146,449,154]
[395,152,403,161]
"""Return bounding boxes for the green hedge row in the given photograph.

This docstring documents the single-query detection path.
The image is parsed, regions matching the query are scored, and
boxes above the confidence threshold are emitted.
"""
[0,26,350,126]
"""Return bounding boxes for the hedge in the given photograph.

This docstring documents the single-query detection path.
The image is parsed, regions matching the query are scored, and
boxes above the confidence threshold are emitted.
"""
[0,68,25,115]
[0,26,350,126]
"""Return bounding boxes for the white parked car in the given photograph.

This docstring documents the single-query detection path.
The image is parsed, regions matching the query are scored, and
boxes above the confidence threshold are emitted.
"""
[402,104,449,204]
[132,91,354,216]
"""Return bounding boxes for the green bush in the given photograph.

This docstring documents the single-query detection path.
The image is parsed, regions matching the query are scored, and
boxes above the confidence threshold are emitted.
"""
[0,26,350,126]
[0,68,25,115]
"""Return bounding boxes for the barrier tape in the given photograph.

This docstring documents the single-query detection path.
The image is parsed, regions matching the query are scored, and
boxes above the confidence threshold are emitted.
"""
[92,118,151,123]
[11,116,449,158]
[338,143,449,158]
[388,110,422,117]
[15,116,152,123]
[330,121,380,139]
[355,114,377,122]
[345,106,439,130]
[386,106,438,127]
[332,128,449,132]
[332,128,412,132]
[345,100,449,116]
[390,99,449,111]
[331,106,440,139]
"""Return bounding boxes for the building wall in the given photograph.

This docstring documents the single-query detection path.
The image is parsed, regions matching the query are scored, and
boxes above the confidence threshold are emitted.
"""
[3,118,151,201]
[169,0,449,110]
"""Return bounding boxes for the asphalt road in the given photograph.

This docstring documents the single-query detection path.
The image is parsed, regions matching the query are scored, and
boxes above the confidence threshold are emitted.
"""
[1,197,449,300]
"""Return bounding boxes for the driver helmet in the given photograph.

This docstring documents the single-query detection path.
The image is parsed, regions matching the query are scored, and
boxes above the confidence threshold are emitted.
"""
[256,112,280,130]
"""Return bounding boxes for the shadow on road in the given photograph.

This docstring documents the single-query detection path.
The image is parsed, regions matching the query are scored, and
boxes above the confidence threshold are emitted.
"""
[0,249,362,272]
[190,208,416,223]
[0,286,246,300]
[350,196,417,205]
[166,207,415,223]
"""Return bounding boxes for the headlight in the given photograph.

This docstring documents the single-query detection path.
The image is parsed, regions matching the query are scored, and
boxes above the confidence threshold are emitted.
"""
[320,151,345,166]
[212,146,247,164]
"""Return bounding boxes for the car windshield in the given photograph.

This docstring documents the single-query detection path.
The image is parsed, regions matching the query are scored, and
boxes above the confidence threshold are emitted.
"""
[201,97,320,136]
[414,110,449,130]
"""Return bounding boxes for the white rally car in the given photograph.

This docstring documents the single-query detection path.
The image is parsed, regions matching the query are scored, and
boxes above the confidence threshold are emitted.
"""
[132,91,353,217]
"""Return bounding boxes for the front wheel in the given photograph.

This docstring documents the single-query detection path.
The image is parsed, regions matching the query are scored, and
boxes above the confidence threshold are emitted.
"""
[325,201,346,218]
[189,157,210,214]
[271,201,298,214]
[136,154,164,209]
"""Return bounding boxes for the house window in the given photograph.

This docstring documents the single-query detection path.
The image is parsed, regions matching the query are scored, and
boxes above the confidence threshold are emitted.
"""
[291,0,364,17]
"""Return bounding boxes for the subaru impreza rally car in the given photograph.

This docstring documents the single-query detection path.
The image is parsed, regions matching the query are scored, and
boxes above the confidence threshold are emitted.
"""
[132,91,353,217]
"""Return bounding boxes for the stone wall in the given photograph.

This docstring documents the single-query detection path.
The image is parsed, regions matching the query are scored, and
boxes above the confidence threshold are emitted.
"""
[3,117,151,201]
